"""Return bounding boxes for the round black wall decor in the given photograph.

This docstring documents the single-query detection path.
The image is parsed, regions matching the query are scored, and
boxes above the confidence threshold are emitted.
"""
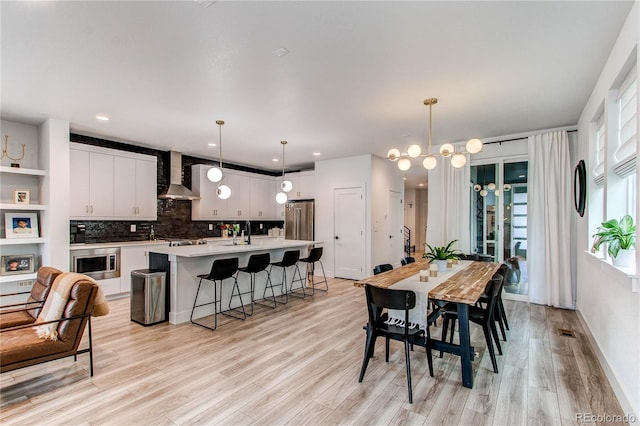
[573,160,586,217]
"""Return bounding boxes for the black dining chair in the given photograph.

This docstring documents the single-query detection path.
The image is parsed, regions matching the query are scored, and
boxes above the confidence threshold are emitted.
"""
[400,256,415,266]
[298,247,328,294]
[440,273,504,373]
[358,285,434,404]
[191,257,242,331]
[236,253,271,315]
[373,264,393,275]
[476,263,510,340]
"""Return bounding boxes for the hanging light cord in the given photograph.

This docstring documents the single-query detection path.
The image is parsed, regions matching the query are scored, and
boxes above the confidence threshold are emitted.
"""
[216,120,224,169]
[281,140,287,178]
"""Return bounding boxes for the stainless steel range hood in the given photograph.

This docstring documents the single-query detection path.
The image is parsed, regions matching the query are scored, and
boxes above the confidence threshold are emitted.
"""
[158,151,201,200]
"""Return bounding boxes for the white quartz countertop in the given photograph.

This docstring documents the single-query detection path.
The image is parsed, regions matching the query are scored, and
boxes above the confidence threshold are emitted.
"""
[148,239,321,258]
[69,235,283,251]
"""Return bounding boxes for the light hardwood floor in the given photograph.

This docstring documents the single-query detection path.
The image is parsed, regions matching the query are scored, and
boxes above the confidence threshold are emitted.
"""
[0,278,626,425]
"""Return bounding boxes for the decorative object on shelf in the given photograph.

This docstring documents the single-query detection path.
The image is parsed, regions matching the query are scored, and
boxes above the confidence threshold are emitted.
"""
[13,189,30,204]
[4,212,39,239]
[423,240,462,272]
[276,140,293,205]
[2,135,25,168]
[208,120,232,200]
[591,214,636,267]
[573,159,586,217]
[0,254,35,275]
[387,98,483,171]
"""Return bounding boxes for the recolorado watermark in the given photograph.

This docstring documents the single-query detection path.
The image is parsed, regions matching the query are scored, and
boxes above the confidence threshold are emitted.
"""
[576,413,637,423]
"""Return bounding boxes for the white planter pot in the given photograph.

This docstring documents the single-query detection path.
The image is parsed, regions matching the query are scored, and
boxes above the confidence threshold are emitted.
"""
[612,249,635,267]
[435,259,447,272]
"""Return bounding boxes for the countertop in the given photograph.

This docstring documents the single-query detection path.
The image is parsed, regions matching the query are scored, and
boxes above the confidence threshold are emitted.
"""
[69,235,284,250]
[147,239,321,258]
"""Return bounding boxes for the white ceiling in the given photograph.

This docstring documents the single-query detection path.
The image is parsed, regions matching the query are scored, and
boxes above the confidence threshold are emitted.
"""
[1,1,634,186]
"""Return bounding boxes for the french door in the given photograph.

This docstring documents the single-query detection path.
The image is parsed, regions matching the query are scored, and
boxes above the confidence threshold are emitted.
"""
[471,159,528,297]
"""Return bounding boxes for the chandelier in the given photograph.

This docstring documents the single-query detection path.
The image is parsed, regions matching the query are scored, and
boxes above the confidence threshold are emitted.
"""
[387,98,483,170]
[208,120,231,200]
[275,140,293,204]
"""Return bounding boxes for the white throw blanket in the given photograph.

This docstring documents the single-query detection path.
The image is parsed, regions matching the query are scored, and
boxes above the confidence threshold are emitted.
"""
[33,272,109,341]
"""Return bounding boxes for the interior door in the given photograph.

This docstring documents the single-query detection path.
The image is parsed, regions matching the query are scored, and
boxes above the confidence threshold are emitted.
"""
[334,187,365,279]
[388,189,403,261]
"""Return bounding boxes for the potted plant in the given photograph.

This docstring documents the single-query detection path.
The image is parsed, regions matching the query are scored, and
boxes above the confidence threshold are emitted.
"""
[592,214,636,267]
[423,240,462,271]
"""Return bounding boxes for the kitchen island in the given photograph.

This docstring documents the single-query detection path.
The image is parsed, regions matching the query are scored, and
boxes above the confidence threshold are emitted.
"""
[148,239,321,324]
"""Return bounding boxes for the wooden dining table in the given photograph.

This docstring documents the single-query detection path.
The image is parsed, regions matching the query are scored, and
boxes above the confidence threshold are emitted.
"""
[354,259,500,388]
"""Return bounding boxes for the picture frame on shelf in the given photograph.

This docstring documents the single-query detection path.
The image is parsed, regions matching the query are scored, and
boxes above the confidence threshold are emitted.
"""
[0,254,35,276]
[4,212,39,239]
[13,189,30,204]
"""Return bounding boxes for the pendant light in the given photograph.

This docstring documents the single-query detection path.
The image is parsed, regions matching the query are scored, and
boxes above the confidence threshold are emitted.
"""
[387,98,483,170]
[276,140,292,204]
[210,120,231,200]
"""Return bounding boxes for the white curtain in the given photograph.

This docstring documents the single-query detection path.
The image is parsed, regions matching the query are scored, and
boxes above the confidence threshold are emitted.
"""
[426,153,471,253]
[528,131,573,308]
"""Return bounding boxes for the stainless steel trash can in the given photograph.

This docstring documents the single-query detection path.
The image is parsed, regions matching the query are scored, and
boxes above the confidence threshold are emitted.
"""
[131,269,166,325]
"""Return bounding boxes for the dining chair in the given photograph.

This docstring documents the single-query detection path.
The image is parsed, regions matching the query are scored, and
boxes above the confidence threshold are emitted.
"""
[373,264,393,275]
[476,263,510,340]
[440,273,504,373]
[400,256,415,266]
[358,285,434,404]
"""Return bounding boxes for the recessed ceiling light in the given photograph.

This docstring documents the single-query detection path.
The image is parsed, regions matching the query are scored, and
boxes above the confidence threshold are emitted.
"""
[208,143,216,147]
[519,174,526,178]
[403,177,407,181]
[272,47,289,57]
[95,114,109,121]
[418,183,425,187]
[313,152,321,156]
[272,158,279,162]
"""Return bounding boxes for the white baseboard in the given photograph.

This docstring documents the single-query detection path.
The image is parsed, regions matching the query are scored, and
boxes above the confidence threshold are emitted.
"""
[576,309,638,419]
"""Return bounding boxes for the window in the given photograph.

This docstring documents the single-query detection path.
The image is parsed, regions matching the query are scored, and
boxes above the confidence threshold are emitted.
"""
[592,113,606,186]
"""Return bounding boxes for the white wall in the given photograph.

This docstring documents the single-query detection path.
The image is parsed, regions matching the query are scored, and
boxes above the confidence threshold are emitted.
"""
[371,156,405,269]
[39,119,70,269]
[315,155,371,278]
[575,2,639,417]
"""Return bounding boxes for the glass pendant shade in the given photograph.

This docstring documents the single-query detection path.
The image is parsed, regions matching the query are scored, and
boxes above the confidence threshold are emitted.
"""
[217,184,231,200]
[503,184,512,191]
[494,189,500,197]
[473,184,482,192]
[480,189,488,197]
[466,138,483,154]
[276,192,288,204]
[281,180,293,192]
[407,144,421,158]
[488,182,496,191]
[387,148,401,160]
[439,143,454,157]
[207,167,223,183]
[398,158,411,171]
[451,153,467,168]
[423,156,437,170]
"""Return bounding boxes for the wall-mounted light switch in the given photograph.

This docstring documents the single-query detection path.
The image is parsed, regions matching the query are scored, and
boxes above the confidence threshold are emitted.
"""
[130,224,136,232]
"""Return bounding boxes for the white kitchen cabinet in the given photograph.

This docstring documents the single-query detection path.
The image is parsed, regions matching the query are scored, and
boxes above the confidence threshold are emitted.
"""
[113,155,157,220]
[70,148,114,218]
[250,176,277,219]
[71,143,157,220]
[225,172,251,219]
[287,171,315,200]
[120,245,152,294]
[192,164,228,219]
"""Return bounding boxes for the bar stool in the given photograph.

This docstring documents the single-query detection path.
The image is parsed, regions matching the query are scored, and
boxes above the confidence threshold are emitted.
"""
[269,250,305,303]
[236,252,272,313]
[299,247,328,295]
[190,257,244,331]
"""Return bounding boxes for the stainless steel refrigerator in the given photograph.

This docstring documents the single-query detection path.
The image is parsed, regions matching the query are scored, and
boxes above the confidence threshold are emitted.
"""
[285,201,314,240]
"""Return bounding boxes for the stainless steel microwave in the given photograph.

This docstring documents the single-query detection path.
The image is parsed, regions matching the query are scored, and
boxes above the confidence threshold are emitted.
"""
[70,247,120,280]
